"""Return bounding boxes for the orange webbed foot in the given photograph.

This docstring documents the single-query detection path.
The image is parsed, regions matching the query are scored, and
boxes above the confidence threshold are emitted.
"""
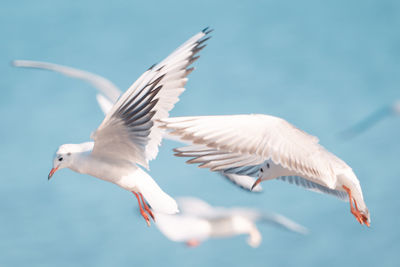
[133,191,152,227]
[342,185,370,227]
[139,193,155,222]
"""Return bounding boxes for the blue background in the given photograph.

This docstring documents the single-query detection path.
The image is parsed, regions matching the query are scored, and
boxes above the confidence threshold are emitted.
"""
[1,0,399,266]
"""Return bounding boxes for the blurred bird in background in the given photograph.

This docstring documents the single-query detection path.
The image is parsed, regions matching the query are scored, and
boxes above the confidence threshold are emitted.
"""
[153,197,308,248]
[339,101,400,139]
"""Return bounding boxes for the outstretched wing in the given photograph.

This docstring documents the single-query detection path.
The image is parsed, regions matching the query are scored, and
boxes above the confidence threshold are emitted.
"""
[161,114,340,189]
[339,105,393,139]
[173,144,264,192]
[221,208,308,235]
[12,60,121,114]
[91,28,212,168]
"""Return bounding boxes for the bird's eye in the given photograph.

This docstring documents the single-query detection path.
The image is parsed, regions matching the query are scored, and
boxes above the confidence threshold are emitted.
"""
[58,157,63,162]
[266,163,270,168]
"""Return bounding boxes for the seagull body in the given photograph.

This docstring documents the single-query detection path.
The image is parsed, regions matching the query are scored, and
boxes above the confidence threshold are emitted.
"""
[154,197,307,247]
[160,114,370,226]
[22,28,212,226]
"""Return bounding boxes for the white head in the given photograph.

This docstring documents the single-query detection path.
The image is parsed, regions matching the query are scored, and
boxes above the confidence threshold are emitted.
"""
[48,142,93,179]
[251,161,281,190]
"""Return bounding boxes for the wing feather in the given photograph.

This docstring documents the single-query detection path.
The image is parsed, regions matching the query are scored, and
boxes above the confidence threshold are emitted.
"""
[162,114,342,187]
[91,29,212,167]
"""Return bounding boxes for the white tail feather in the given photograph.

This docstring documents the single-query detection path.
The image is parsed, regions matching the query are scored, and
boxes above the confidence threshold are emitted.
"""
[135,168,179,214]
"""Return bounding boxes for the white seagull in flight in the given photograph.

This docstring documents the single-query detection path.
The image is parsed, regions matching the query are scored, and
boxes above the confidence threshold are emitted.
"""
[154,197,308,247]
[160,115,371,227]
[12,49,261,193]
[15,28,212,226]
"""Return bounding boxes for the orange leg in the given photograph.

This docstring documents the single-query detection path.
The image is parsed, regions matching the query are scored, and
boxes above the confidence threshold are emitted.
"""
[132,192,151,227]
[342,185,370,227]
[186,239,201,248]
[138,192,155,221]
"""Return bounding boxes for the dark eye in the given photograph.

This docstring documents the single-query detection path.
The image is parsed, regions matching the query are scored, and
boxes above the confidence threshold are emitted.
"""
[58,157,63,162]
[267,163,270,168]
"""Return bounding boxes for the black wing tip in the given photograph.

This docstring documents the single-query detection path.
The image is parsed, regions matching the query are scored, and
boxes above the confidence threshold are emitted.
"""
[147,63,157,71]
[186,67,195,75]
[202,27,214,35]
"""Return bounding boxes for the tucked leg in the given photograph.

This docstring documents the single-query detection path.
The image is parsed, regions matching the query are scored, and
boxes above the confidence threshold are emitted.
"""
[132,191,151,227]
[342,185,370,227]
[186,239,201,247]
[138,192,155,221]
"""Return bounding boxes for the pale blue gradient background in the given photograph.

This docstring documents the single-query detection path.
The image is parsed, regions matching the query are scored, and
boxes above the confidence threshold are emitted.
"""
[1,1,400,266]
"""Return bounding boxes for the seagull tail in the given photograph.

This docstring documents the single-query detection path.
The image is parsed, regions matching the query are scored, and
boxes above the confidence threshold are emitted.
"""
[135,168,179,214]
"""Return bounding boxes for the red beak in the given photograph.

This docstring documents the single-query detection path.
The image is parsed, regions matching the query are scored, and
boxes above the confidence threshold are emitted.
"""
[48,167,58,180]
[251,177,262,191]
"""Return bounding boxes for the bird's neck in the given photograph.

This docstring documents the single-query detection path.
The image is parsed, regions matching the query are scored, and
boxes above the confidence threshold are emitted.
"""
[69,149,134,181]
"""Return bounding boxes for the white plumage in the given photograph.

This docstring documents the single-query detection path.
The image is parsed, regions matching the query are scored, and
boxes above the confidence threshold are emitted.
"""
[154,197,308,247]
[15,28,212,226]
[160,114,370,226]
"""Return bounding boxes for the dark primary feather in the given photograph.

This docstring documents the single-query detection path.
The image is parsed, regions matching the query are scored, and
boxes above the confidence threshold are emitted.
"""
[92,29,213,167]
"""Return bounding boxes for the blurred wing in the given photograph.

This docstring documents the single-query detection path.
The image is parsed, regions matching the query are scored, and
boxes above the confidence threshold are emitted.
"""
[154,212,211,242]
[162,114,338,188]
[96,94,114,114]
[257,212,309,234]
[339,106,392,139]
[227,208,308,235]
[91,28,212,168]
[12,60,121,107]
[176,197,216,217]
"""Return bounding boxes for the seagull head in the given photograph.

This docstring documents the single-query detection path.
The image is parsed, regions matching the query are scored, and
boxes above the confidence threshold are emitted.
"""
[48,142,94,179]
[251,161,275,191]
[48,144,75,180]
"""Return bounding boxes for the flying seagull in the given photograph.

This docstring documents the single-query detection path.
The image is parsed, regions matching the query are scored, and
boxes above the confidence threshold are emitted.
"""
[15,28,212,226]
[154,197,308,247]
[12,53,262,193]
[160,114,370,227]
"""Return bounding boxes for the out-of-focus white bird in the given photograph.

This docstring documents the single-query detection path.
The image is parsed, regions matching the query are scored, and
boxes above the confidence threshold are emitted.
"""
[14,28,212,226]
[12,56,262,193]
[339,101,400,139]
[160,115,370,227]
[12,59,121,115]
[154,197,308,247]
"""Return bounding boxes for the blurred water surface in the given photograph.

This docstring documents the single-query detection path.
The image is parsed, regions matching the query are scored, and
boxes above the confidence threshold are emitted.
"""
[1,0,399,266]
